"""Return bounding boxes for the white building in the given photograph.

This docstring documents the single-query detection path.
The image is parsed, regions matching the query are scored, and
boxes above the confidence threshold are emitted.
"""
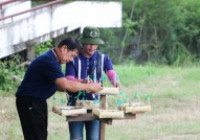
[0,0,122,60]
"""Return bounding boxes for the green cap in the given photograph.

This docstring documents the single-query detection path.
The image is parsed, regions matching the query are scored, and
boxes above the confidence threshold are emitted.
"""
[80,26,104,45]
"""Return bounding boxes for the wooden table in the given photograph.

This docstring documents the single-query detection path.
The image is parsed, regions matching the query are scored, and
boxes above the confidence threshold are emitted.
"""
[66,95,136,140]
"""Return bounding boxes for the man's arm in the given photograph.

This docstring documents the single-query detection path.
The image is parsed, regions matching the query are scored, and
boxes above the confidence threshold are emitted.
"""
[104,55,121,89]
[55,77,101,93]
[66,75,93,84]
[107,70,121,87]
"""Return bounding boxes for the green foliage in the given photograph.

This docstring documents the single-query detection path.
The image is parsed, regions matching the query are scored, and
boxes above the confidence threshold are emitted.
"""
[99,0,200,65]
[35,39,53,56]
[0,62,9,91]
[32,1,47,7]
[0,55,25,95]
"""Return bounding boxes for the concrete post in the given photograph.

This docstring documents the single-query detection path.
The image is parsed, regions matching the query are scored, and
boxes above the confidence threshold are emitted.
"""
[27,45,35,61]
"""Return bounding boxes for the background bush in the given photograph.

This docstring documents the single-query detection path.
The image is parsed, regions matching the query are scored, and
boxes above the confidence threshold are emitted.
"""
[98,0,200,66]
[0,55,25,95]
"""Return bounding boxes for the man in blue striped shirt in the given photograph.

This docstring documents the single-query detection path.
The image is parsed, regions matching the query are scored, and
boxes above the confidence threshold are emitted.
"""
[66,27,120,140]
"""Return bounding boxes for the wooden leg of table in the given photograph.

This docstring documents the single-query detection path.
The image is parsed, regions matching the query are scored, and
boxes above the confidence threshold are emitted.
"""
[100,121,105,140]
[100,95,106,140]
[100,95,106,109]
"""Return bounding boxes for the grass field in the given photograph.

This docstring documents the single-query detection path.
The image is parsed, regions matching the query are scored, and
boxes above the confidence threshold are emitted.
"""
[1,64,200,140]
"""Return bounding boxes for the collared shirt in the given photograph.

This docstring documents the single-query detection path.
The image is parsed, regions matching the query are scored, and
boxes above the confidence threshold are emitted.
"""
[65,51,113,100]
[16,50,65,100]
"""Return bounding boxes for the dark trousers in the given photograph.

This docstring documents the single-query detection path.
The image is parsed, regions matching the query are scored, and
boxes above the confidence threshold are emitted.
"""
[16,96,48,140]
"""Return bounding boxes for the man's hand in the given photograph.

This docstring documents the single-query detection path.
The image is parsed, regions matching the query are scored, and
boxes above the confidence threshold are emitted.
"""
[82,78,93,84]
[55,77,102,93]
[115,82,122,90]
[86,83,102,93]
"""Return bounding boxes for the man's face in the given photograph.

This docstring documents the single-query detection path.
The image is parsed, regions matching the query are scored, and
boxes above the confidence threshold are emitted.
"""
[83,44,98,56]
[59,46,78,63]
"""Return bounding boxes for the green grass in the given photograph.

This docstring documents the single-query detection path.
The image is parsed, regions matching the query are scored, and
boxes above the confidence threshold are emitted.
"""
[1,65,200,140]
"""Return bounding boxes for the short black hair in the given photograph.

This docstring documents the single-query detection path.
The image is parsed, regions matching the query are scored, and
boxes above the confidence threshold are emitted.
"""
[58,37,81,51]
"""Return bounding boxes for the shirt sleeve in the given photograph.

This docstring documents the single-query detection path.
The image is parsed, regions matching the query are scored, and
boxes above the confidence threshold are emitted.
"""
[65,62,76,77]
[103,55,114,72]
[40,58,65,83]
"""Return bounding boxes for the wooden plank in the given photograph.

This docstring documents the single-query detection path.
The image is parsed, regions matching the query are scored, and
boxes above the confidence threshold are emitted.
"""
[120,104,151,114]
[66,113,136,122]
[100,95,106,109]
[66,113,98,122]
[52,106,87,116]
[92,109,124,119]
[98,87,119,95]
